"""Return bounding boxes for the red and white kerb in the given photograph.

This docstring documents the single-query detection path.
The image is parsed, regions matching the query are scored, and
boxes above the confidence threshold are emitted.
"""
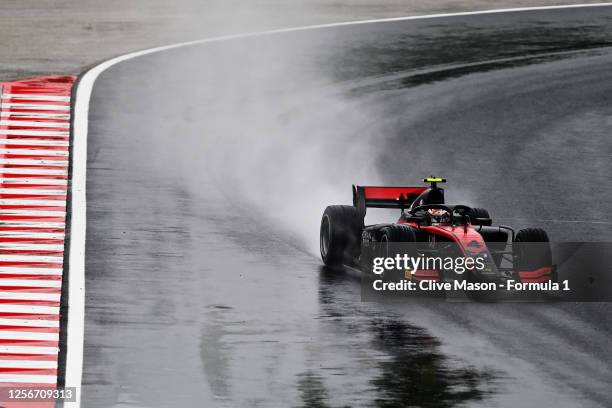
[0,76,75,406]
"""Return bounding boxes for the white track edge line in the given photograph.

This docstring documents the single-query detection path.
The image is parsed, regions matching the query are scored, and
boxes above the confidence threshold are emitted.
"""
[66,2,612,407]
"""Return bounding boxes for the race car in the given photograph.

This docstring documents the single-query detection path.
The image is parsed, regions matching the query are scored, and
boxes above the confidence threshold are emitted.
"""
[319,178,555,285]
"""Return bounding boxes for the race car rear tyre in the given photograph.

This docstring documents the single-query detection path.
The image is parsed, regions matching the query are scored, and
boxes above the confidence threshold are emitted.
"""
[514,228,553,277]
[320,205,362,267]
[468,207,491,225]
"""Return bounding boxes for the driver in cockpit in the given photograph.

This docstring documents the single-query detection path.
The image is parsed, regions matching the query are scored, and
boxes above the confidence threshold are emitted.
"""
[428,208,451,224]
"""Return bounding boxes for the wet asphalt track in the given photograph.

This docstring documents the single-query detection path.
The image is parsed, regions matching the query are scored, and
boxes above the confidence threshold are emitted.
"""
[82,7,612,408]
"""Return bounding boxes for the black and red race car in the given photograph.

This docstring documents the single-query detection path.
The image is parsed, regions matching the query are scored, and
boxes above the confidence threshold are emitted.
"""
[320,178,555,286]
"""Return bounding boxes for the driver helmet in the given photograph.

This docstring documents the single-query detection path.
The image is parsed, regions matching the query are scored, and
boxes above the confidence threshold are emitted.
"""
[428,208,450,224]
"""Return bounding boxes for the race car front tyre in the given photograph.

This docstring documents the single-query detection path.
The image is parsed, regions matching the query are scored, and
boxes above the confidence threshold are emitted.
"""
[379,225,417,281]
[514,228,554,280]
[380,224,417,246]
[478,226,508,266]
[320,205,362,267]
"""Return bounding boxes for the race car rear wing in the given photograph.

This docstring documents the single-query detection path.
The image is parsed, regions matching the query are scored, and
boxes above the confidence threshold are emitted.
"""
[353,185,429,216]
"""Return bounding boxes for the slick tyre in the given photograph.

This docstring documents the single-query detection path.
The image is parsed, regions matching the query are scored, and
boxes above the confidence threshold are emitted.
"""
[379,224,417,247]
[320,205,362,267]
[468,207,491,225]
[514,228,553,278]
[379,225,417,281]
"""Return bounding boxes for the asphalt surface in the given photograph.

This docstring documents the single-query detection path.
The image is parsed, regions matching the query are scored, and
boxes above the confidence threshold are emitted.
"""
[82,7,612,408]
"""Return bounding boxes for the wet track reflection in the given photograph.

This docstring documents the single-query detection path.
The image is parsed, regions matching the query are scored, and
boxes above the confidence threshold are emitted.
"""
[315,269,496,408]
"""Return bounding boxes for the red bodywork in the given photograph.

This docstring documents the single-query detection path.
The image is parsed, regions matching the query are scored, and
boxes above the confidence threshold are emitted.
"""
[517,267,553,283]
[355,183,553,283]
[396,219,553,283]
[361,186,428,201]
[397,219,488,282]
[355,186,429,212]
